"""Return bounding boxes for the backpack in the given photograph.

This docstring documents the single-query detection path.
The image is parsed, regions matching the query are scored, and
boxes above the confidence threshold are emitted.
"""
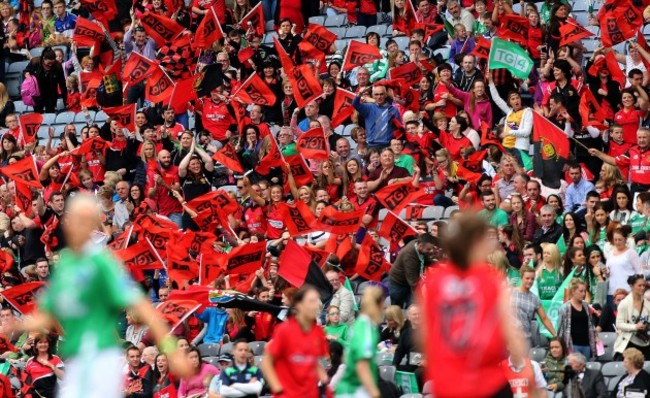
[21,75,40,107]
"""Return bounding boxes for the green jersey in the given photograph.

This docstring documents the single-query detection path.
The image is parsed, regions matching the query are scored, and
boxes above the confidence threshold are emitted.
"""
[40,247,143,358]
[630,213,648,234]
[506,268,521,287]
[478,208,509,227]
[537,268,561,300]
[336,314,379,395]
[324,323,349,344]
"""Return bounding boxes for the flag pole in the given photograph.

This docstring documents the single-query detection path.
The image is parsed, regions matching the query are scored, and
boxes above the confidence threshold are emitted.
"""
[569,135,592,152]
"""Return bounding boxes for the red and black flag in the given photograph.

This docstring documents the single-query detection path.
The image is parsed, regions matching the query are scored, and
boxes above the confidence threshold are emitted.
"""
[145,67,175,104]
[274,37,324,108]
[314,206,364,234]
[115,240,165,271]
[194,6,225,50]
[456,163,484,185]
[103,103,136,131]
[532,111,570,189]
[169,76,199,114]
[157,32,199,80]
[0,250,14,273]
[388,62,422,86]
[180,231,217,255]
[296,127,330,160]
[284,154,314,187]
[279,201,316,237]
[167,248,199,285]
[342,40,382,71]
[187,189,240,216]
[278,239,333,301]
[331,88,356,127]
[598,0,642,47]
[79,73,101,108]
[1,157,41,188]
[471,36,491,60]
[377,211,418,247]
[605,51,626,88]
[239,2,265,38]
[212,142,244,173]
[638,30,650,71]
[579,88,608,130]
[559,20,594,47]
[298,40,327,74]
[14,182,33,216]
[237,46,255,64]
[156,299,202,333]
[122,52,155,86]
[198,253,225,286]
[79,0,117,24]
[480,121,506,153]
[303,245,330,267]
[232,73,277,106]
[375,181,424,214]
[411,22,444,40]
[303,23,337,53]
[497,14,529,45]
[74,137,109,156]
[0,282,45,314]
[255,136,284,175]
[355,235,390,281]
[219,242,266,275]
[73,17,105,47]
[18,113,43,145]
[140,11,185,47]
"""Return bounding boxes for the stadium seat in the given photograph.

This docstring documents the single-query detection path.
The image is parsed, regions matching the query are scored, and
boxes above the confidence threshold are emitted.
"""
[55,111,76,125]
[345,25,367,39]
[608,377,619,393]
[529,348,546,363]
[394,36,409,51]
[602,362,626,389]
[94,111,108,123]
[378,208,389,221]
[367,25,387,37]
[220,342,234,355]
[13,101,27,114]
[41,113,57,126]
[571,1,588,11]
[586,362,602,371]
[572,11,590,26]
[74,122,87,132]
[335,39,349,52]
[30,47,44,58]
[598,332,617,346]
[254,355,263,366]
[324,14,346,27]
[220,185,238,193]
[309,16,325,26]
[644,361,650,373]
[379,365,396,383]
[400,394,422,398]
[197,343,220,357]
[343,124,358,136]
[37,126,50,140]
[334,125,344,136]
[265,20,275,32]
[421,206,444,220]
[597,332,617,361]
[442,205,458,218]
[644,24,650,35]
[75,111,93,122]
[376,351,394,366]
[249,341,266,356]
[329,27,346,39]
[204,356,220,367]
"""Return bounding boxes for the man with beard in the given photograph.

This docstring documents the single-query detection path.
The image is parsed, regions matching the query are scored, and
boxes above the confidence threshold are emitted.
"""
[478,190,509,227]
[388,233,439,308]
[148,150,183,228]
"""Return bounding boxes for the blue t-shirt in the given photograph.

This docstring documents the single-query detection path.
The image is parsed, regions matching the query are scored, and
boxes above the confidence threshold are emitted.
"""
[196,307,229,344]
[54,13,77,37]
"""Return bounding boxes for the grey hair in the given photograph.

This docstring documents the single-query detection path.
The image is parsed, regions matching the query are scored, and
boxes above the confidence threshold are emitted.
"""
[568,352,587,366]
[540,205,555,215]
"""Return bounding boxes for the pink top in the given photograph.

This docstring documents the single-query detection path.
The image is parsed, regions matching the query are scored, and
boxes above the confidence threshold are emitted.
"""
[178,363,219,397]
[448,85,493,130]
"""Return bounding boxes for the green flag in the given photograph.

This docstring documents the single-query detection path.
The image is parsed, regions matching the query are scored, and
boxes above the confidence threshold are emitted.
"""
[343,277,359,311]
[556,234,567,256]
[535,269,575,338]
[443,18,455,37]
[488,38,534,79]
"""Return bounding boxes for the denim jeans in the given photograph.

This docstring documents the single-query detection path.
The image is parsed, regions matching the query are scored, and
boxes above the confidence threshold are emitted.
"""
[389,280,412,309]
[434,194,455,208]
[261,0,277,22]
[175,112,189,129]
[168,212,183,229]
[573,345,591,359]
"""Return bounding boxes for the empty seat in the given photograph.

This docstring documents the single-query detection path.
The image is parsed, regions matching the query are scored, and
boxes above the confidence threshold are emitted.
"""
[586,362,602,371]
[265,20,275,32]
[254,355,263,366]
[204,356,220,367]
[329,27,346,39]
[37,125,50,140]
[598,332,617,346]
[309,16,325,26]
[421,206,444,220]
[30,47,45,58]
[334,125,344,136]
[94,111,108,123]
[249,341,266,356]
[345,25,367,38]
[41,113,56,126]
[13,101,27,113]
[602,362,626,388]
[394,36,409,51]
[197,343,220,357]
[7,61,28,74]
[343,124,358,136]
[55,111,76,125]
[443,205,459,218]
[334,39,348,52]
[220,342,234,355]
[366,25,387,37]
[529,348,546,363]
[376,351,394,366]
[75,111,93,122]
[379,365,396,383]
[378,208,389,221]
[324,14,346,27]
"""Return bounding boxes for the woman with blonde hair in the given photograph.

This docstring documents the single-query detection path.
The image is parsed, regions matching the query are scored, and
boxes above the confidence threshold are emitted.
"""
[0,83,15,127]
[336,286,383,398]
[598,163,625,200]
[487,250,520,287]
[557,278,597,359]
[380,305,405,348]
[431,148,458,208]
[612,347,650,395]
[537,243,563,300]
[125,308,149,348]
[350,127,368,159]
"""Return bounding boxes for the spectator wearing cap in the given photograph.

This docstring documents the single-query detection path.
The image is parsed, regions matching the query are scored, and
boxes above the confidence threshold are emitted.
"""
[326,270,355,325]
[353,86,402,149]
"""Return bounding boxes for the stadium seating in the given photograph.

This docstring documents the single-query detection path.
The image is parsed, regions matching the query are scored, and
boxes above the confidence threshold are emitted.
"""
[249,341,266,356]
[220,342,234,355]
[197,343,220,357]
[379,365,396,383]
[601,362,626,392]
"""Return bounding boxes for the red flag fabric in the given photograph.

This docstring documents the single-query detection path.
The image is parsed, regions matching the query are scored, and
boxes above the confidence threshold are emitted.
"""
[296,127,330,160]
[471,36,491,60]
[18,113,43,144]
[0,282,45,314]
[331,88,356,127]
[237,46,255,64]
[298,40,327,74]
[74,137,108,156]
[239,2,265,38]
[279,201,316,236]
[115,241,165,271]
[579,88,608,131]
[14,182,33,216]
[480,121,506,153]
[314,206,364,234]
[375,181,424,214]
[122,52,155,86]
[456,163,484,184]
[605,51,626,88]
[1,157,41,188]
[355,235,390,281]
[273,36,294,69]
[232,73,277,106]
[187,189,239,215]
[284,154,314,187]
[220,242,266,275]
[532,111,570,160]
[79,76,101,108]
[0,250,14,273]
[303,245,330,267]
[598,0,643,47]
[79,0,117,23]
[497,14,529,45]
[194,7,224,50]
[145,67,174,104]
[169,76,199,113]
[103,103,136,131]
[388,62,422,86]
[377,211,418,246]
[212,142,244,173]
[303,23,337,53]
[199,253,225,285]
[411,22,444,40]
[342,40,382,71]
[167,249,199,285]
[140,11,185,46]
[153,384,177,398]
[255,137,284,175]
[180,231,217,255]
[289,64,324,109]
[278,239,313,288]
[73,17,104,47]
[156,299,201,332]
[559,21,594,47]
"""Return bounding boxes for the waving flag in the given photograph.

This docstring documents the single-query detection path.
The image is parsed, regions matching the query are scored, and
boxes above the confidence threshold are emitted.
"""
[140,11,184,46]
[377,211,418,247]
[232,73,277,106]
[115,241,165,271]
[303,23,337,52]
[284,154,314,187]
[580,88,607,130]
[471,36,491,60]
[195,6,224,49]
[388,62,422,86]
[532,112,569,160]
[355,235,390,281]
[212,142,244,173]
[331,88,356,127]
[239,2,265,38]
[103,103,136,131]
[296,127,329,160]
[157,32,199,80]
[18,113,43,144]
[0,282,45,315]
[1,157,42,188]
[219,242,266,275]
[145,67,175,104]
[559,21,594,47]
[274,37,323,108]
[314,206,364,234]
[74,137,108,156]
[122,53,155,85]
[497,14,529,44]
[79,0,117,23]
[14,182,33,216]
[73,17,104,47]
[342,40,382,71]
[278,240,333,301]
[156,299,202,332]
[279,201,316,236]
[598,0,642,47]
[375,181,424,214]
[488,38,533,79]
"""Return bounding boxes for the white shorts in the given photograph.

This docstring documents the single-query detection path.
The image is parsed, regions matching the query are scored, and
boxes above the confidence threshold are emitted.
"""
[58,347,123,398]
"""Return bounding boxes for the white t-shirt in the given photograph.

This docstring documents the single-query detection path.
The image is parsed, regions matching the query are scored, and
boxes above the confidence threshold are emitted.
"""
[606,248,642,295]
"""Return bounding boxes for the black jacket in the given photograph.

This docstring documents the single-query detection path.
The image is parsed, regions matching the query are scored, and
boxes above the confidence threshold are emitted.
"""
[532,222,563,246]
[563,369,608,398]
[611,368,650,398]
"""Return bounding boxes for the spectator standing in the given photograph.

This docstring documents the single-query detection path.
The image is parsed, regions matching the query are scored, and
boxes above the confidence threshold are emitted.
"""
[23,47,66,113]
[352,86,401,149]
[388,233,438,308]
